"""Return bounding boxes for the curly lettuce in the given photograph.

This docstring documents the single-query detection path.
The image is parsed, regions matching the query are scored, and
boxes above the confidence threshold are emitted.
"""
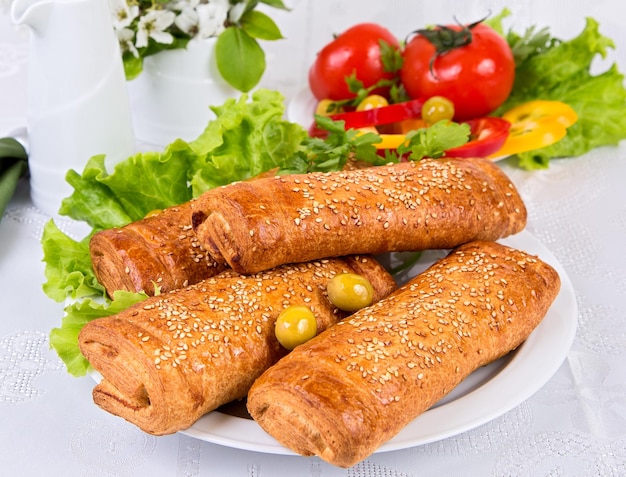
[489,11,626,169]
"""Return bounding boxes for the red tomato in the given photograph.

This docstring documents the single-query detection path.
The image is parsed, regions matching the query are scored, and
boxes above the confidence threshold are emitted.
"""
[309,23,400,101]
[400,22,515,121]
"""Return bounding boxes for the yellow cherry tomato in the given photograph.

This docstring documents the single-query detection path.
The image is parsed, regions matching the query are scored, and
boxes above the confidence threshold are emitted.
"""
[315,99,343,116]
[356,94,389,111]
[421,96,455,126]
[489,100,578,158]
[326,273,375,312]
[274,305,317,350]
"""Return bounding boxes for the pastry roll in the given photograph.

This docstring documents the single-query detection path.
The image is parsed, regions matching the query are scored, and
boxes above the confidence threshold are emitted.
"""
[78,255,397,436]
[90,201,227,297]
[191,158,527,274]
[247,241,560,468]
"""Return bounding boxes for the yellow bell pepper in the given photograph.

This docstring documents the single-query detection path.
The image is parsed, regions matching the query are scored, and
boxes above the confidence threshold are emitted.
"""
[489,100,578,158]
[355,126,408,149]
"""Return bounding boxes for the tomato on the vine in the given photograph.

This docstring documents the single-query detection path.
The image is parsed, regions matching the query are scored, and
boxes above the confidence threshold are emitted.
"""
[308,23,401,101]
[400,21,515,121]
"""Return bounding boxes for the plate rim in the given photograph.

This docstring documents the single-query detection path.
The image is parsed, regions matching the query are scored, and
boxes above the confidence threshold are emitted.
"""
[179,229,578,454]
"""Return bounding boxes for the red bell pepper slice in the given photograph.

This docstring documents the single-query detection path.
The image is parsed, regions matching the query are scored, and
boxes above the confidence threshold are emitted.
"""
[309,98,425,137]
[444,117,511,158]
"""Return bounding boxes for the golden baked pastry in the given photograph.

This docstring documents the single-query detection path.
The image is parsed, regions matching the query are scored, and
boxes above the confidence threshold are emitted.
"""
[247,241,560,467]
[90,201,227,297]
[78,255,397,435]
[191,158,527,274]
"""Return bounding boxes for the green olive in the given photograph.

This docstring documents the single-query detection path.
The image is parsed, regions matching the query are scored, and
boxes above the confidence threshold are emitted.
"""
[421,96,455,126]
[326,273,375,312]
[275,305,318,350]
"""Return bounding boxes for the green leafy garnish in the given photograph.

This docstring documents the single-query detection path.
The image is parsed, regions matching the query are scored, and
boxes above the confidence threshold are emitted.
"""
[488,11,626,169]
[50,291,148,376]
[395,120,471,161]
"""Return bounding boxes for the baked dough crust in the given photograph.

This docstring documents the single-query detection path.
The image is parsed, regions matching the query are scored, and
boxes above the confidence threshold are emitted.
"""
[90,201,227,297]
[191,158,527,274]
[246,241,560,467]
[78,255,396,435]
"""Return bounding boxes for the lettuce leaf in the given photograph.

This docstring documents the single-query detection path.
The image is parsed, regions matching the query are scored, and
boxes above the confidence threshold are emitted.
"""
[492,14,626,169]
[41,220,105,302]
[189,90,307,193]
[49,291,148,376]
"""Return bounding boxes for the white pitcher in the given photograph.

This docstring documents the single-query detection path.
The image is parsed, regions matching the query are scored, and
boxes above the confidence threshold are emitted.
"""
[11,0,135,217]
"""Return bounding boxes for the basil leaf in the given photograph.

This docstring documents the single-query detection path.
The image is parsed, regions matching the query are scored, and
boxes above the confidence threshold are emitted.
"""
[216,27,265,92]
[259,0,289,9]
[241,10,284,41]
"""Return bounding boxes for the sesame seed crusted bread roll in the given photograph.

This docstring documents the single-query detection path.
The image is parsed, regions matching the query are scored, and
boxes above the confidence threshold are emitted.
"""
[78,255,396,436]
[247,241,560,468]
[90,201,228,298]
[190,158,527,274]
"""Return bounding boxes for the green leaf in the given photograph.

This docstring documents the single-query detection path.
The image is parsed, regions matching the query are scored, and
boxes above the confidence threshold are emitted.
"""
[399,120,470,161]
[216,27,265,92]
[60,156,134,230]
[379,39,403,73]
[0,137,28,219]
[50,290,147,377]
[495,16,626,169]
[0,137,28,161]
[60,142,195,228]
[259,0,289,10]
[240,10,284,41]
[41,220,106,302]
[122,53,143,81]
[100,141,194,217]
[189,90,306,192]
[285,115,382,173]
[483,7,512,36]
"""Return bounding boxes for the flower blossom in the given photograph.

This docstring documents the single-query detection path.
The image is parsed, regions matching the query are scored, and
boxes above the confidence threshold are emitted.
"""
[135,10,176,48]
[196,0,230,39]
[173,0,201,36]
[228,0,247,24]
[109,0,139,30]
[116,27,139,57]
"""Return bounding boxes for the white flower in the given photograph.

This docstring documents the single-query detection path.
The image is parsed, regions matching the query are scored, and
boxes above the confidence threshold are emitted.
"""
[135,10,176,48]
[228,1,248,24]
[174,6,200,36]
[170,0,200,11]
[195,0,230,39]
[109,0,139,30]
[116,27,139,57]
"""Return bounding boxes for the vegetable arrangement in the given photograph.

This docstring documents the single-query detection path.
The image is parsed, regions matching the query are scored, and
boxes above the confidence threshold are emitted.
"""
[307,9,626,169]
[42,10,626,376]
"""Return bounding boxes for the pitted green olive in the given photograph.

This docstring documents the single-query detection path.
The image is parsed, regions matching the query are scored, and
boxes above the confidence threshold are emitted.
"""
[326,273,375,312]
[275,305,318,350]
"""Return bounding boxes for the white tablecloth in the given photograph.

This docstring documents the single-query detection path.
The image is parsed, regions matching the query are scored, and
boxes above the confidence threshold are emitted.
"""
[1,1,626,475]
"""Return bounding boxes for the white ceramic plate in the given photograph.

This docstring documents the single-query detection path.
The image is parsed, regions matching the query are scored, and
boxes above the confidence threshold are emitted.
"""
[180,229,578,454]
